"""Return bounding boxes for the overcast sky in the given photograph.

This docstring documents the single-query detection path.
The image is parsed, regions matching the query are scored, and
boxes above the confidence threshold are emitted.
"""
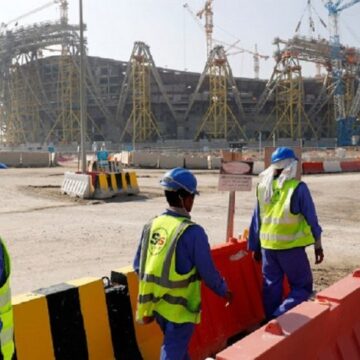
[2,0,360,79]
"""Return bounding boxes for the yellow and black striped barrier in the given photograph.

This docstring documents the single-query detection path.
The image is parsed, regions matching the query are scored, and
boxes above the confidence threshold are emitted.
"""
[91,171,139,199]
[12,270,161,360]
[110,266,163,360]
[13,278,114,360]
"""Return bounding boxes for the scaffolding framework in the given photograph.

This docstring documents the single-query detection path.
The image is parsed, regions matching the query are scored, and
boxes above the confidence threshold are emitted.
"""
[0,22,81,145]
[0,17,112,146]
[256,35,360,140]
[120,44,161,145]
[119,42,177,146]
[1,17,359,146]
[185,46,247,140]
[308,73,336,137]
[271,55,317,139]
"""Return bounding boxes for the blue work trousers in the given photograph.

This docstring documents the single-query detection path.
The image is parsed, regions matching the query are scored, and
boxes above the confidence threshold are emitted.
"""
[261,247,313,320]
[155,313,195,360]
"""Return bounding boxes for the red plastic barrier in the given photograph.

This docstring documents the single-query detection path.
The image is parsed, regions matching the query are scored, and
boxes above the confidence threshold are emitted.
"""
[340,160,360,172]
[189,240,265,360]
[315,269,360,359]
[302,162,324,174]
[216,269,360,360]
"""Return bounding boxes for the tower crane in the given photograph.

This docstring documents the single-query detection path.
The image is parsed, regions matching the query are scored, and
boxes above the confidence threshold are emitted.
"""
[227,44,269,79]
[183,2,269,78]
[183,1,213,57]
[196,0,213,58]
[324,0,360,145]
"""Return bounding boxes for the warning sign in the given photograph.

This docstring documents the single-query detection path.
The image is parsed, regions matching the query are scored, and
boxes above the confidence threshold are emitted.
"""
[218,160,252,191]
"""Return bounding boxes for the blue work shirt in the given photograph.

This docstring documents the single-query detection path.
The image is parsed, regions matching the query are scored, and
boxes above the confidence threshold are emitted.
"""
[133,209,228,298]
[248,181,322,253]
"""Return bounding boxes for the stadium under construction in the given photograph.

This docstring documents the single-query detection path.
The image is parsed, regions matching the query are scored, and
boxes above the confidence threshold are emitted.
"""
[0,0,360,150]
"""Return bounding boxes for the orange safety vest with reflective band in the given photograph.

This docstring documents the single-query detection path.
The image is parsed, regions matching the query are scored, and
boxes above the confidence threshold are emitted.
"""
[0,238,14,360]
[136,215,201,324]
[257,179,315,250]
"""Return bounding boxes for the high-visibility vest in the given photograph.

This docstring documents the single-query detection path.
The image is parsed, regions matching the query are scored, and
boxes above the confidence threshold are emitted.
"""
[136,215,201,324]
[0,238,14,360]
[257,179,315,250]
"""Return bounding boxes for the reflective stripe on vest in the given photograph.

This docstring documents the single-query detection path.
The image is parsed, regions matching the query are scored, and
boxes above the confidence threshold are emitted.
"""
[261,216,299,225]
[0,238,14,360]
[137,215,201,324]
[139,293,193,310]
[0,327,13,347]
[258,179,315,250]
[140,272,199,289]
[261,230,311,242]
[0,291,10,309]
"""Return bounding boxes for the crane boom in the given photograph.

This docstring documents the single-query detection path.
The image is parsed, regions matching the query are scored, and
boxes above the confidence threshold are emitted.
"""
[183,3,203,32]
[337,0,360,11]
[227,44,269,79]
[183,1,213,57]
[1,0,59,30]
[183,2,268,78]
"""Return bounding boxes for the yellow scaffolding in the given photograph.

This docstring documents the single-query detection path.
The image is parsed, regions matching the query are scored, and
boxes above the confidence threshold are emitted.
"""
[6,65,27,144]
[269,55,317,140]
[52,53,81,143]
[120,43,162,147]
[190,46,247,140]
[6,59,45,145]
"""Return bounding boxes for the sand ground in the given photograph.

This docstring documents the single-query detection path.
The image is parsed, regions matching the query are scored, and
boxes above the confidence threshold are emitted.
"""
[0,166,359,295]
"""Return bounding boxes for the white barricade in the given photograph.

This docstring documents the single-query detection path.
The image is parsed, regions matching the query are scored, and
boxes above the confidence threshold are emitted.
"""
[323,161,342,173]
[158,154,184,169]
[208,156,221,170]
[184,156,208,169]
[61,172,93,199]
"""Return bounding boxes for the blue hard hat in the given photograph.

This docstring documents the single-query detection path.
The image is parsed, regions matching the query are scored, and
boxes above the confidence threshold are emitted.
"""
[160,167,199,195]
[271,147,298,164]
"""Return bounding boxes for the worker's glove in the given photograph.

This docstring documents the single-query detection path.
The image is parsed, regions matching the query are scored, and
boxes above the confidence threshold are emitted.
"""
[252,250,262,263]
[137,316,154,325]
[224,290,233,307]
[315,247,324,264]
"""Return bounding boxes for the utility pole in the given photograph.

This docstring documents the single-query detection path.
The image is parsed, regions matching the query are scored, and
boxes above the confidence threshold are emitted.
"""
[79,0,87,173]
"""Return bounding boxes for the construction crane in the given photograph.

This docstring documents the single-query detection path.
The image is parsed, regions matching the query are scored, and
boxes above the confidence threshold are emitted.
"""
[227,44,269,79]
[0,0,62,32]
[196,0,213,57]
[295,0,328,77]
[183,2,268,78]
[295,0,327,36]
[324,0,360,145]
[183,1,213,57]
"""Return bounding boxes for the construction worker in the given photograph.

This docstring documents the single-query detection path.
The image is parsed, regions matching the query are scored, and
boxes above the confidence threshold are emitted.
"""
[248,147,324,320]
[133,167,232,360]
[0,237,14,359]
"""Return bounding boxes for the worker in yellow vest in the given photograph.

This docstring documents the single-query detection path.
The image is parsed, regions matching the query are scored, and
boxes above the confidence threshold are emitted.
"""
[248,147,324,320]
[133,167,232,360]
[0,237,14,359]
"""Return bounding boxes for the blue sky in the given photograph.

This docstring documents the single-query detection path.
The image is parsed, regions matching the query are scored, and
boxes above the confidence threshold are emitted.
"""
[2,0,360,79]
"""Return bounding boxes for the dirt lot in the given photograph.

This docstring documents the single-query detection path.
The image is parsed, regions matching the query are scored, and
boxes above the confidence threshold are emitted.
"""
[0,166,359,295]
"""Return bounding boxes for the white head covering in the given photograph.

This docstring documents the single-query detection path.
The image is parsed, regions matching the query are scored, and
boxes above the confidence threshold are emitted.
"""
[258,158,298,203]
